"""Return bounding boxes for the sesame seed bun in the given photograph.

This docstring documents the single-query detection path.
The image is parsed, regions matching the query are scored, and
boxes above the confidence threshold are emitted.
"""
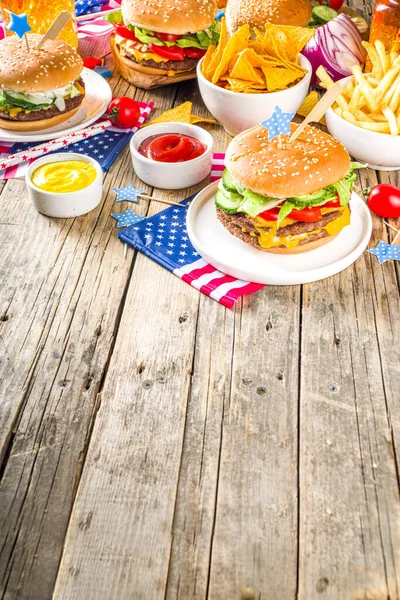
[121,0,218,35]
[0,107,80,132]
[226,0,312,34]
[225,123,351,199]
[0,35,83,93]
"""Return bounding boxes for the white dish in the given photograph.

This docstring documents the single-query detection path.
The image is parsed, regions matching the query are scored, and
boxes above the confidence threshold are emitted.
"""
[197,54,312,136]
[130,122,214,190]
[325,75,400,171]
[187,181,372,286]
[0,69,112,143]
[26,152,103,218]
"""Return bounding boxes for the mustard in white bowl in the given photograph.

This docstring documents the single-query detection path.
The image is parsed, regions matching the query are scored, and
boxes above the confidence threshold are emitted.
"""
[26,153,103,218]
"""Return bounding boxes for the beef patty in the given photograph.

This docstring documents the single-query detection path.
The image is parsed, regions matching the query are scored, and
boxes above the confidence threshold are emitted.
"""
[125,52,198,72]
[0,79,85,122]
[216,207,347,250]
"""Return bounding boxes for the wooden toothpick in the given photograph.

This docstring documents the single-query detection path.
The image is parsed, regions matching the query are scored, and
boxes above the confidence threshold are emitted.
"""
[37,11,72,49]
[139,193,186,207]
[382,220,400,244]
[24,33,29,51]
[289,82,344,144]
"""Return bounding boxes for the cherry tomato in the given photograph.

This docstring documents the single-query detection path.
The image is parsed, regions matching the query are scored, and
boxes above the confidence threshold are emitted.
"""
[288,207,322,222]
[108,97,141,128]
[367,184,400,218]
[258,208,279,221]
[318,0,344,9]
[184,48,207,59]
[148,43,185,61]
[83,56,102,70]
[155,32,181,42]
[115,24,140,42]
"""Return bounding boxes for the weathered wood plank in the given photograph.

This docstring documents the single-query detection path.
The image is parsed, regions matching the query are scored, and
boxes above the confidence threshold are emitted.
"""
[0,77,178,600]
[298,169,400,599]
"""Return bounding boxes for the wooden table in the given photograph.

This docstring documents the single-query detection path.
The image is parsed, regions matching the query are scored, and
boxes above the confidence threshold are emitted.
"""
[1,1,399,598]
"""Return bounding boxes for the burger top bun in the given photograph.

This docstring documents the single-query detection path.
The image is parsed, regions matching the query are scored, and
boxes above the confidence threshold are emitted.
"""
[226,0,312,34]
[0,35,83,93]
[225,124,351,199]
[122,0,218,35]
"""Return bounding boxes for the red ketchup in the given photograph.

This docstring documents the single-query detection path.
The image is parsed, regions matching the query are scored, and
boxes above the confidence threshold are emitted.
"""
[138,133,207,163]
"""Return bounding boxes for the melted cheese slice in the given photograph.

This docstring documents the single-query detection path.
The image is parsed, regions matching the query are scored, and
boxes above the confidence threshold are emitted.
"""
[252,207,351,250]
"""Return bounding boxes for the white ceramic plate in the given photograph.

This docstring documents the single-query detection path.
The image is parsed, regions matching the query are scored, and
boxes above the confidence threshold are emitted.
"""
[0,68,113,143]
[187,181,372,286]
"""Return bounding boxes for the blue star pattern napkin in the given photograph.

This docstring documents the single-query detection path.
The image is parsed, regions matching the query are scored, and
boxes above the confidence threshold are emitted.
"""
[261,106,296,141]
[112,209,145,228]
[75,0,109,16]
[118,195,265,309]
[368,240,400,264]
[114,184,144,203]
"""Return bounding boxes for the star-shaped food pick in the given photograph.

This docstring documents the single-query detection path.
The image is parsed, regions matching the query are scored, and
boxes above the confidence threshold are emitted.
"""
[112,209,145,228]
[261,106,296,142]
[113,184,144,203]
[94,65,112,78]
[368,240,400,264]
[6,11,31,38]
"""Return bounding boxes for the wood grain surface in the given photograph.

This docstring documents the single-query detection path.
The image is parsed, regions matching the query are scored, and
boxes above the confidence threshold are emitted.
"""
[1,1,399,598]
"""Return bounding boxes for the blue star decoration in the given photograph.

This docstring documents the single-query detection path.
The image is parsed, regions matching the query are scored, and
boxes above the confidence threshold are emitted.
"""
[113,184,144,203]
[112,210,145,228]
[6,11,31,38]
[94,65,112,78]
[368,240,400,264]
[261,106,296,142]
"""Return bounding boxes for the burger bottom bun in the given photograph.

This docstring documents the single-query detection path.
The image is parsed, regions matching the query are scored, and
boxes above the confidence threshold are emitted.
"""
[0,107,81,132]
[111,35,197,90]
[264,233,340,254]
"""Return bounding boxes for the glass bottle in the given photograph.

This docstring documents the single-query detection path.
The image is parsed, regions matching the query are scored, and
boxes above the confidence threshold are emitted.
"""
[369,0,400,53]
[0,0,78,48]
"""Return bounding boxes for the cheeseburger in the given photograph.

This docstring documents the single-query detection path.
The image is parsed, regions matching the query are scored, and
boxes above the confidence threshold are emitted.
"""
[216,124,362,254]
[0,35,85,132]
[110,0,219,89]
[226,0,312,35]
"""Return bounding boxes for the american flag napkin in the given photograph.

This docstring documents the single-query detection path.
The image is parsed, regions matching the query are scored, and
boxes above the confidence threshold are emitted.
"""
[0,101,153,180]
[118,154,265,309]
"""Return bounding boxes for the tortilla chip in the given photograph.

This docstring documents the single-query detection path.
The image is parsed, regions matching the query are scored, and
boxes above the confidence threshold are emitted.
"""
[205,17,228,79]
[230,50,265,84]
[297,91,326,125]
[212,24,250,84]
[143,101,192,126]
[226,77,266,93]
[202,44,215,75]
[265,24,315,62]
[263,66,302,92]
[190,115,217,124]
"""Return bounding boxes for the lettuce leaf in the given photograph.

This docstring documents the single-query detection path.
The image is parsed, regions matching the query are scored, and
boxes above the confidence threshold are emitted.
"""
[277,201,295,226]
[105,9,123,23]
[133,21,220,49]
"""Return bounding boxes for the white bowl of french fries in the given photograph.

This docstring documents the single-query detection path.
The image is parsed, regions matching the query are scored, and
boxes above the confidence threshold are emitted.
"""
[321,40,400,171]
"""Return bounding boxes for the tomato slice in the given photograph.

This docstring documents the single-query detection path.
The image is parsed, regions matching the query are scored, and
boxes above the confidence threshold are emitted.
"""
[323,199,341,208]
[115,24,140,42]
[156,32,182,42]
[258,208,279,221]
[288,207,322,222]
[185,48,207,59]
[148,43,185,61]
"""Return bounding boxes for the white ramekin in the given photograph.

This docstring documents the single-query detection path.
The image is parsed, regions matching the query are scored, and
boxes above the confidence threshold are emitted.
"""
[130,122,214,189]
[197,54,312,136]
[26,152,103,218]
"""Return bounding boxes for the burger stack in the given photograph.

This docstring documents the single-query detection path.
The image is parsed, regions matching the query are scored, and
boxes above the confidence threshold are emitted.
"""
[0,35,85,132]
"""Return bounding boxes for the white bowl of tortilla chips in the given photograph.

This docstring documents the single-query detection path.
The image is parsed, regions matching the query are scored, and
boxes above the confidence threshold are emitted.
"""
[197,20,313,136]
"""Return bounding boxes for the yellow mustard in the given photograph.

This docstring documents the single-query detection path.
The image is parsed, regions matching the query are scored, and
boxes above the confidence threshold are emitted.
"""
[31,161,97,194]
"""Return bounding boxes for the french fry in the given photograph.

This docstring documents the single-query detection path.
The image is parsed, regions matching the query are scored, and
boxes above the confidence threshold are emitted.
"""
[374,65,400,103]
[382,107,400,135]
[354,109,374,122]
[356,121,391,133]
[342,111,359,126]
[389,79,400,113]
[362,41,383,78]
[316,66,349,110]
[349,85,362,112]
[375,40,389,74]
[352,65,379,111]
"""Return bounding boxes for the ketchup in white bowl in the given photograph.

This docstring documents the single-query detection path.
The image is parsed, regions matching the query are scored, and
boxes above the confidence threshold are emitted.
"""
[138,133,207,163]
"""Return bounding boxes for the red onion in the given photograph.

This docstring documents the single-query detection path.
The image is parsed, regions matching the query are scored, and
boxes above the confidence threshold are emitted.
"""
[303,13,366,86]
